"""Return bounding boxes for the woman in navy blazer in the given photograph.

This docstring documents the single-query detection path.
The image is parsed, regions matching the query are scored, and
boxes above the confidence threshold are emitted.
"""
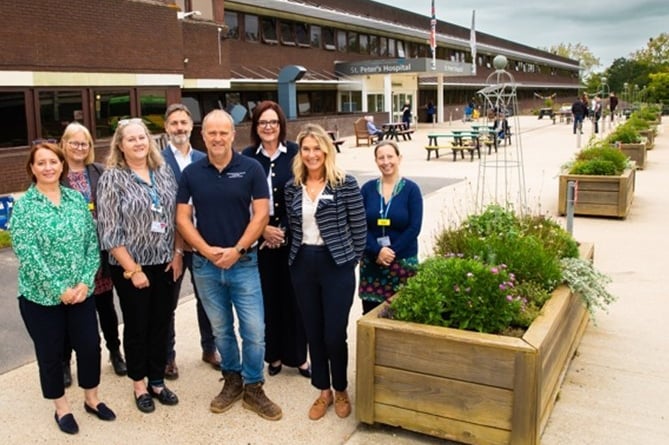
[241,100,310,379]
[284,123,366,421]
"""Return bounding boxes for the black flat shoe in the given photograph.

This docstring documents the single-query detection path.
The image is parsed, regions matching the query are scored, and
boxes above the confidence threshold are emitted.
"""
[149,385,179,406]
[84,402,116,421]
[54,412,79,434]
[110,351,127,376]
[268,363,282,376]
[134,392,155,413]
[298,364,311,378]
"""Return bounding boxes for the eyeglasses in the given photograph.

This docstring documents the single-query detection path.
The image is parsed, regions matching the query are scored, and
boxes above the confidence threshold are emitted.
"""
[258,119,280,128]
[32,138,57,146]
[67,141,91,150]
[117,118,143,128]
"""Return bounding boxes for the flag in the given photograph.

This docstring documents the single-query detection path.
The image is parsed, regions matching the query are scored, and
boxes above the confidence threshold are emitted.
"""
[430,0,436,69]
[470,10,477,75]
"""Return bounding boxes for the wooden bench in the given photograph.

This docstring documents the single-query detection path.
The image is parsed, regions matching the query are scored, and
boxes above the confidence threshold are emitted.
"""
[424,145,447,160]
[354,118,379,146]
[397,128,414,140]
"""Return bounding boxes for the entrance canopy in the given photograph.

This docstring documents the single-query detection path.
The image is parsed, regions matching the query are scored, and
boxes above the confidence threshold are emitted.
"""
[334,58,473,123]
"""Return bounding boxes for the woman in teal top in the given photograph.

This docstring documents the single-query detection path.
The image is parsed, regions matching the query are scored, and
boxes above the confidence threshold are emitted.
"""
[10,141,115,435]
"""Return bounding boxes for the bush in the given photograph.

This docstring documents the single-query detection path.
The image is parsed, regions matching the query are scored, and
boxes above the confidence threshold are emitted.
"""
[569,143,629,175]
[606,124,641,144]
[0,230,10,249]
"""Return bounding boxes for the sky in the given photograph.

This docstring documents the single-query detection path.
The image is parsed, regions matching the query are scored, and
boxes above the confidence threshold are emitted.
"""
[382,0,667,69]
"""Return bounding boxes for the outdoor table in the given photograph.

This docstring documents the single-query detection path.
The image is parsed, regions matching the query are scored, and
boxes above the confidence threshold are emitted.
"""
[382,122,409,141]
[425,131,481,161]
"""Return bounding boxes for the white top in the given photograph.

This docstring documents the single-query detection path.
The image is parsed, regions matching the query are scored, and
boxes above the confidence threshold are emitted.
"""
[301,187,324,245]
[170,144,193,172]
[256,143,287,216]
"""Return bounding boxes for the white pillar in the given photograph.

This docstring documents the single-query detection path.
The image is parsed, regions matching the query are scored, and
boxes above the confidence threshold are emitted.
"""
[437,74,444,124]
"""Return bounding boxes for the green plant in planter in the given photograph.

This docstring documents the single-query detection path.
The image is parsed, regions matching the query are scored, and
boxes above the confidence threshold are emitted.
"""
[606,123,641,144]
[560,256,616,323]
[387,205,613,335]
[568,141,629,175]
[0,230,10,249]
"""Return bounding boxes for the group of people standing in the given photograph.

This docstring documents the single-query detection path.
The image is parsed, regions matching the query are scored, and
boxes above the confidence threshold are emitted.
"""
[10,100,423,434]
[571,92,619,135]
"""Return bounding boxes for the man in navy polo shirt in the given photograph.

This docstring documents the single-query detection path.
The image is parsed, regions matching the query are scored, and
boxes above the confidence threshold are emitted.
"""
[176,109,282,421]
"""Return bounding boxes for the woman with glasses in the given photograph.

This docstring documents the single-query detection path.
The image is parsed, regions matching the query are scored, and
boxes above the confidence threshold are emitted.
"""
[59,123,127,383]
[10,141,115,434]
[241,101,310,379]
[96,118,183,414]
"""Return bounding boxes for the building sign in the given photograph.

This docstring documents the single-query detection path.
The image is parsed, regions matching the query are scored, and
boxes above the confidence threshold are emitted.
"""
[334,58,470,77]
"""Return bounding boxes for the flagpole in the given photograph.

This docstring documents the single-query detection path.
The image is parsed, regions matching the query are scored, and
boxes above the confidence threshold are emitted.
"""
[430,0,436,70]
[470,9,477,75]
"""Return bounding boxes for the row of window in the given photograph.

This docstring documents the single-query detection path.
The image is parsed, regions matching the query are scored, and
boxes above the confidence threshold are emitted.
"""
[223,10,574,78]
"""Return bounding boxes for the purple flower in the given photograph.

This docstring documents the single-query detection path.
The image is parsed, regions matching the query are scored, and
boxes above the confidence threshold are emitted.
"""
[506,295,513,302]
[491,267,499,274]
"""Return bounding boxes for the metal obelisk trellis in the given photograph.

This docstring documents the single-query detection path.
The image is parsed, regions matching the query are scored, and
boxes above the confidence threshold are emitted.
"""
[475,55,527,212]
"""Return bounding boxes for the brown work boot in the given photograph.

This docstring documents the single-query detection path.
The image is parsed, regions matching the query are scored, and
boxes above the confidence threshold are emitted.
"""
[308,390,333,421]
[210,372,243,413]
[242,382,282,421]
[334,390,351,418]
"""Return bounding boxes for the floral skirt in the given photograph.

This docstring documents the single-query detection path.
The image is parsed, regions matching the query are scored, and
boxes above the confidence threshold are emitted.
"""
[358,254,418,303]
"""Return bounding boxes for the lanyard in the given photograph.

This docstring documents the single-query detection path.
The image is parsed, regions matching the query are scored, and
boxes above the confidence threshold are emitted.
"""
[377,179,400,235]
[132,170,162,212]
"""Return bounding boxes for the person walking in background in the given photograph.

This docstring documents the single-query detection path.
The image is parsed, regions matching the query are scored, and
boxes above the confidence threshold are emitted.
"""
[242,101,310,379]
[401,100,412,128]
[161,103,220,380]
[97,118,182,414]
[358,140,423,314]
[592,96,603,134]
[426,101,435,124]
[59,123,127,383]
[11,141,115,435]
[609,92,619,122]
[571,95,588,135]
[284,124,366,421]
[176,109,282,421]
[365,115,384,140]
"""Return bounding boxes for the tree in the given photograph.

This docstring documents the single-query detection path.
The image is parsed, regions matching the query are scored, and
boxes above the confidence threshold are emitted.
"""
[543,43,600,73]
[631,33,669,69]
[603,58,652,97]
[646,71,669,104]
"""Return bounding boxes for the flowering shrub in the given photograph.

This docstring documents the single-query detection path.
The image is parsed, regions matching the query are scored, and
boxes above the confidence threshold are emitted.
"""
[386,205,613,336]
[389,256,522,334]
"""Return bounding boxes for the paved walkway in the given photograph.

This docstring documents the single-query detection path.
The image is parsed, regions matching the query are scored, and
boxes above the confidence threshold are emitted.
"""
[1,115,667,444]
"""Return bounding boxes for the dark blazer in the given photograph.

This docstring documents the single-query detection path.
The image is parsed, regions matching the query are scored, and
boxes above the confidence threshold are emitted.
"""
[241,141,298,231]
[162,144,207,183]
[285,174,366,267]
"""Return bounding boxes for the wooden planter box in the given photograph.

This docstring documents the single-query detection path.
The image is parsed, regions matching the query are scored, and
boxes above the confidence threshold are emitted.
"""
[557,167,635,218]
[356,244,594,445]
[619,142,647,169]
[638,129,655,149]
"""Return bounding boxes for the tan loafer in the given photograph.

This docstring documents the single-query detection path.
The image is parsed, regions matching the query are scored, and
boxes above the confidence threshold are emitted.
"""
[334,390,351,418]
[308,391,333,420]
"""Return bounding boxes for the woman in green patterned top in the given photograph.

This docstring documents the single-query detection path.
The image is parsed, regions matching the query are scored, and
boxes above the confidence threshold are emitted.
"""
[10,142,116,435]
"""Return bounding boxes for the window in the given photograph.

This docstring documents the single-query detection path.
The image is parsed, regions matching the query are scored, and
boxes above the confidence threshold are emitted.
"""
[224,11,239,39]
[94,90,131,138]
[310,25,321,48]
[359,34,368,54]
[261,17,278,43]
[340,91,361,112]
[388,39,396,57]
[322,27,335,50]
[296,23,310,46]
[337,30,347,52]
[369,35,379,56]
[191,0,213,20]
[379,37,387,57]
[397,40,405,58]
[298,93,311,115]
[367,94,384,112]
[347,31,359,53]
[280,21,295,45]
[39,90,83,139]
[245,15,259,42]
[0,91,28,148]
[139,90,167,134]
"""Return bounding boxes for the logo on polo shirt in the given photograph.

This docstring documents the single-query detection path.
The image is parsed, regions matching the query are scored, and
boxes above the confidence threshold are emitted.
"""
[226,171,246,179]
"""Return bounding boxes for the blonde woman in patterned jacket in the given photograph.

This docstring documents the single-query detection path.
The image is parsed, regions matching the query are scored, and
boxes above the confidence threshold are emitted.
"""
[97,118,183,414]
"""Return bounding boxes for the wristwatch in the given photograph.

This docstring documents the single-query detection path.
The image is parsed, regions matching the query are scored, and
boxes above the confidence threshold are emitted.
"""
[123,265,142,280]
[235,245,248,255]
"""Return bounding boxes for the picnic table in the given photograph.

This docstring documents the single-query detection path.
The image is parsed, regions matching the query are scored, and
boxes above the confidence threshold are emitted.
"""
[382,122,413,141]
[425,131,481,161]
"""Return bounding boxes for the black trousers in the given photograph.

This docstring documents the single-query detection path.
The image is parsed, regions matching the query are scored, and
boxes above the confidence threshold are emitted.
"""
[290,246,355,391]
[19,296,100,399]
[111,264,174,382]
[258,245,307,367]
[166,251,216,361]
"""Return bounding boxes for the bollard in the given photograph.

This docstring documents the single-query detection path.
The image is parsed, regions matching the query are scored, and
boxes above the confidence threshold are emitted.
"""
[566,180,576,234]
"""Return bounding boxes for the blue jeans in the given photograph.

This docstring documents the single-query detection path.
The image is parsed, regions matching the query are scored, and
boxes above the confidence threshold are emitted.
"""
[192,251,265,384]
